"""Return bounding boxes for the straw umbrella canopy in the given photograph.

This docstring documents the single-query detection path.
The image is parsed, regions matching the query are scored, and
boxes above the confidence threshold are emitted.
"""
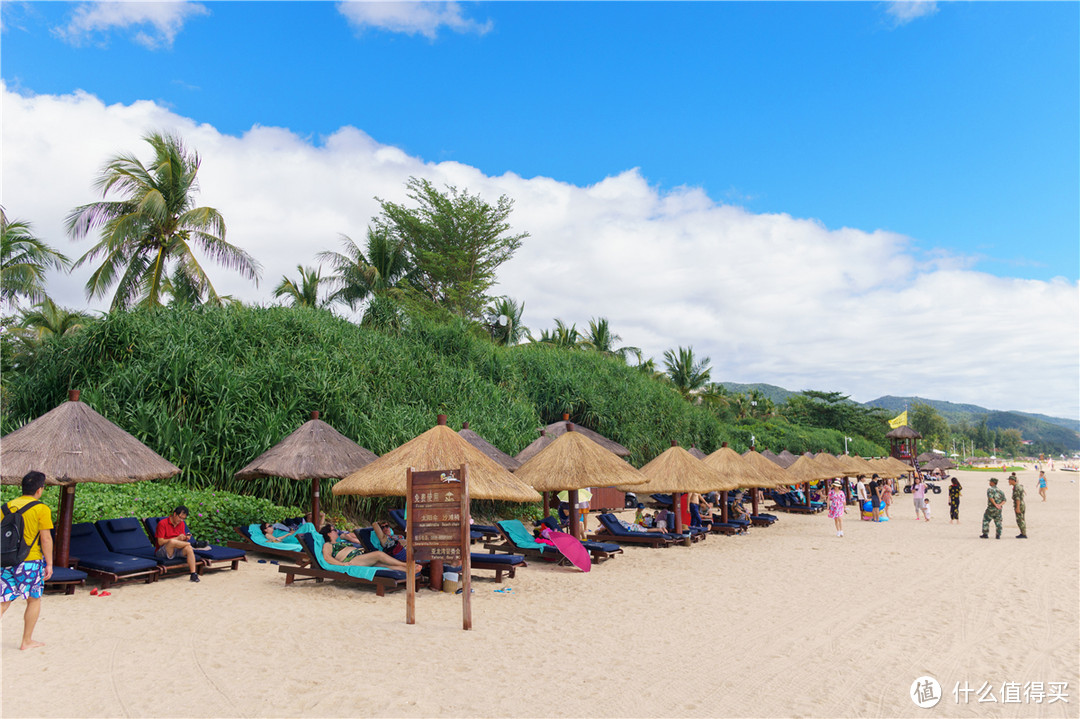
[866,458,904,479]
[687,445,707,460]
[784,455,836,484]
[234,411,378,527]
[514,429,554,463]
[811,452,852,477]
[741,450,793,488]
[457,421,521,472]
[923,457,956,472]
[837,454,877,477]
[514,427,647,539]
[776,450,799,468]
[0,390,181,567]
[702,445,772,522]
[884,456,916,476]
[517,414,631,460]
[332,418,540,503]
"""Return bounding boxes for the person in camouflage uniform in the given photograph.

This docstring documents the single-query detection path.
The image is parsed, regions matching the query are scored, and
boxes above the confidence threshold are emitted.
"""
[980,477,1006,539]
[1008,474,1027,538]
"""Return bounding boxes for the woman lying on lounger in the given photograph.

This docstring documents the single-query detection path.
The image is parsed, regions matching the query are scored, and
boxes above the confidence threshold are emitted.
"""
[261,523,298,543]
[318,526,411,570]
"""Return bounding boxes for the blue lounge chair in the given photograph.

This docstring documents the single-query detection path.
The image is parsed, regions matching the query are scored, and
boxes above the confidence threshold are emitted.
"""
[590,513,678,548]
[537,516,624,562]
[358,527,527,583]
[96,517,207,577]
[227,524,309,564]
[276,532,415,596]
[144,517,247,571]
[389,507,500,543]
[68,522,160,589]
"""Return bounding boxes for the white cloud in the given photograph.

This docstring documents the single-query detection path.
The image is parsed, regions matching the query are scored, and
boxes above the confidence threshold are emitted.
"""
[336,1,492,39]
[884,1,938,27]
[55,1,208,49]
[3,83,1078,421]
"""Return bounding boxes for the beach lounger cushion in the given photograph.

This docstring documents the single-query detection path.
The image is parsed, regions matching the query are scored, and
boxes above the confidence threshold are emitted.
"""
[143,517,247,563]
[97,517,187,566]
[68,522,160,574]
[299,532,408,581]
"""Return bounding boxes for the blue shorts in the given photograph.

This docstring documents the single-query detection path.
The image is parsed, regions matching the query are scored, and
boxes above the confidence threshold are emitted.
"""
[1,560,46,601]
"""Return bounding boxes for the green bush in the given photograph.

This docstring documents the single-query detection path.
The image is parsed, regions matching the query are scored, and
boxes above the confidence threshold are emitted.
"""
[0,483,302,545]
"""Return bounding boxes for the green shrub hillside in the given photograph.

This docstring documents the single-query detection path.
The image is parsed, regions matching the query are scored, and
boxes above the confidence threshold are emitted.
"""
[1,306,885,514]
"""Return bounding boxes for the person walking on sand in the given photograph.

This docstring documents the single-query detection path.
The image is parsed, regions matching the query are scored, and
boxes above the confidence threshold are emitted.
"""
[880,476,893,519]
[1009,474,1027,539]
[948,477,962,524]
[827,480,846,537]
[980,478,1006,539]
[1037,470,1047,502]
[1,471,54,650]
[912,475,928,520]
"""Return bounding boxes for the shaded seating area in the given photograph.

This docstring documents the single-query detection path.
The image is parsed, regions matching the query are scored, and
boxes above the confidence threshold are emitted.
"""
[277,532,416,597]
[144,517,247,571]
[589,513,679,547]
[483,519,567,563]
[95,517,207,578]
[68,521,160,589]
[227,524,310,565]
[355,527,526,583]
[536,516,623,562]
[44,565,88,595]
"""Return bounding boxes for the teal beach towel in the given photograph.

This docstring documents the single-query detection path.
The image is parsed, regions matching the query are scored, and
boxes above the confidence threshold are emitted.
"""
[498,520,548,553]
[248,523,303,551]
[307,531,378,581]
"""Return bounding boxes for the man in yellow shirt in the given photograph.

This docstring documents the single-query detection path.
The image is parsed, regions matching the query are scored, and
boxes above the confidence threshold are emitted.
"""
[1,471,54,650]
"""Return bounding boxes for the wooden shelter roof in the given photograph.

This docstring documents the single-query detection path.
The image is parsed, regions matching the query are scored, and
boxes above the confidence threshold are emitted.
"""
[885,425,922,439]
[235,413,378,481]
[332,423,540,502]
[514,430,646,492]
[616,444,731,493]
[457,422,521,472]
[701,446,770,489]
[1,391,180,485]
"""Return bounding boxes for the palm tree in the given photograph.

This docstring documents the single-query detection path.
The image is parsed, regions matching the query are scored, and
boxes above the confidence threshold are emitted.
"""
[537,318,582,349]
[273,265,326,308]
[663,346,712,399]
[19,298,93,341]
[1,209,71,308]
[66,132,261,309]
[316,228,413,310]
[581,317,639,362]
[484,297,529,346]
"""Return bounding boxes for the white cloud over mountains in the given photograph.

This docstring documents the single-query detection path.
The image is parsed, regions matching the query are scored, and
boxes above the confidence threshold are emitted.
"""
[336,1,492,39]
[54,1,208,49]
[3,84,1077,420]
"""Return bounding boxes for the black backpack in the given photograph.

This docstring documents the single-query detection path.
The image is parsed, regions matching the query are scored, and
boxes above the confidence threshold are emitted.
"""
[1,501,43,567]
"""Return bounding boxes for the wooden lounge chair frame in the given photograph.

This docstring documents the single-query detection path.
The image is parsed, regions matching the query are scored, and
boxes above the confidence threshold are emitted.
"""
[276,535,411,597]
[227,526,310,566]
[468,554,527,582]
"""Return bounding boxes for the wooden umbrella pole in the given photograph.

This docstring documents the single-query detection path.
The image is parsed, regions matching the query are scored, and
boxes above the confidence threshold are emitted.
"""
[804,482,812,510]
[54,484,76,567]
[311,477,322,528]
[720,490,729,524]
[751,488,759,518]
[568,489,580,540]
[672,492,683,534]
[542,492,551,519]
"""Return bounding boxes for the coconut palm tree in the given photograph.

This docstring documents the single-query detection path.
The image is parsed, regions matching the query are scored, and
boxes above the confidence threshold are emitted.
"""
[581,317,639,362]
[317,228,413,310]
[537,318,582,349]
[1,209,71,309]
[273,265,326,308]
[18,298,93,341]
[484,296,529,346]
[663,345,711,399]
[66,132,261,310]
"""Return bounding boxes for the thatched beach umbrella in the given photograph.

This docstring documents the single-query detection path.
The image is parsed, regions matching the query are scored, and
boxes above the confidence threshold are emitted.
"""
[514,425,646,539]
[702,444,768,522]
[615,441,727,534]
[784,455,836,510]
[0,390,181,567]
[458,421,521,472]
[777,450,799,468]
[332,416,541,503]
[235,411,378,527]
[516,413,631,461]
[687,445,708,460]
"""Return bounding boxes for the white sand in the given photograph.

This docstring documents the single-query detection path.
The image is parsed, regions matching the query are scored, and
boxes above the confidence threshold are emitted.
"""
[3,468,1077,718]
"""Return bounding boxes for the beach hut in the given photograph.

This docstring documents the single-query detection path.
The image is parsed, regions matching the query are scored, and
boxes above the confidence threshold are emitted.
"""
[331,416,540,503]
[0,390,180,568]
[514,425,646,540]
[234,411,378,528]
[885,425,922,465]
[615,441,732,535]
[701,444,770,523]
[457,421,521,472]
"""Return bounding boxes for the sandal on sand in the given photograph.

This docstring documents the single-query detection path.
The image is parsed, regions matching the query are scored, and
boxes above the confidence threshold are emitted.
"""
[90,588,98,596]
[100,591,111,597]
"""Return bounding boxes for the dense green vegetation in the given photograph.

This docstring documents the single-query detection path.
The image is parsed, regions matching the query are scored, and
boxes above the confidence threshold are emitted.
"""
[1,306,886,518]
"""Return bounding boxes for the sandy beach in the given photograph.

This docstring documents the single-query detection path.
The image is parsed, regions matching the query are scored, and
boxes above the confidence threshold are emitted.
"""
[3,467,1077,719]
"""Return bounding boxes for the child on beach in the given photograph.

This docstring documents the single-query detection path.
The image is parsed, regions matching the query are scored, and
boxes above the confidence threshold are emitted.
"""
[923,495,932,521]
[1038,471,1047,501]
[827,480,846,537]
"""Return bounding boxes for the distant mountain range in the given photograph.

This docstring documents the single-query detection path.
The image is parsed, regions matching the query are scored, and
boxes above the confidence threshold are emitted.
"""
[718,384,1080,449]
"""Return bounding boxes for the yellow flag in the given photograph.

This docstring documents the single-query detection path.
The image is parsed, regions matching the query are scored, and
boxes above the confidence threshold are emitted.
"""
[888,411,908,429]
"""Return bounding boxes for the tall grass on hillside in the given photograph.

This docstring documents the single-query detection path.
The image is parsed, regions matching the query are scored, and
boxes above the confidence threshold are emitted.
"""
[1,306,884,516]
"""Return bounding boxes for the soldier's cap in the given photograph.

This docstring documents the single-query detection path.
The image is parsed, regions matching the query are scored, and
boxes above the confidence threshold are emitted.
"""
[989,477,999,484]
[1008,475,1018,481]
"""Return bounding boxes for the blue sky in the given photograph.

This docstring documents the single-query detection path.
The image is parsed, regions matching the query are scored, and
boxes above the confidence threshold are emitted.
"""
[4,1,1077,280]
[2,1,1078,420]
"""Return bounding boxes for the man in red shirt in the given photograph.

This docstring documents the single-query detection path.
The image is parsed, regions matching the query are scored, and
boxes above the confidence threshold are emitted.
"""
[155,506,200,582]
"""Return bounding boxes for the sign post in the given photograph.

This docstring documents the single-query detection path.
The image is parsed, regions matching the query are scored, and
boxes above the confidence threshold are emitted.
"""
[405,464,472,630]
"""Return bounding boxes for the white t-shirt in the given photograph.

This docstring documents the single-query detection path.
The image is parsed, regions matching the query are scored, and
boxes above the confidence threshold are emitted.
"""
[856,481,868,501]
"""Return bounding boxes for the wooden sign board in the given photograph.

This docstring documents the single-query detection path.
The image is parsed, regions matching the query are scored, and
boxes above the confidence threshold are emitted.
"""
[405,464,472,630]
